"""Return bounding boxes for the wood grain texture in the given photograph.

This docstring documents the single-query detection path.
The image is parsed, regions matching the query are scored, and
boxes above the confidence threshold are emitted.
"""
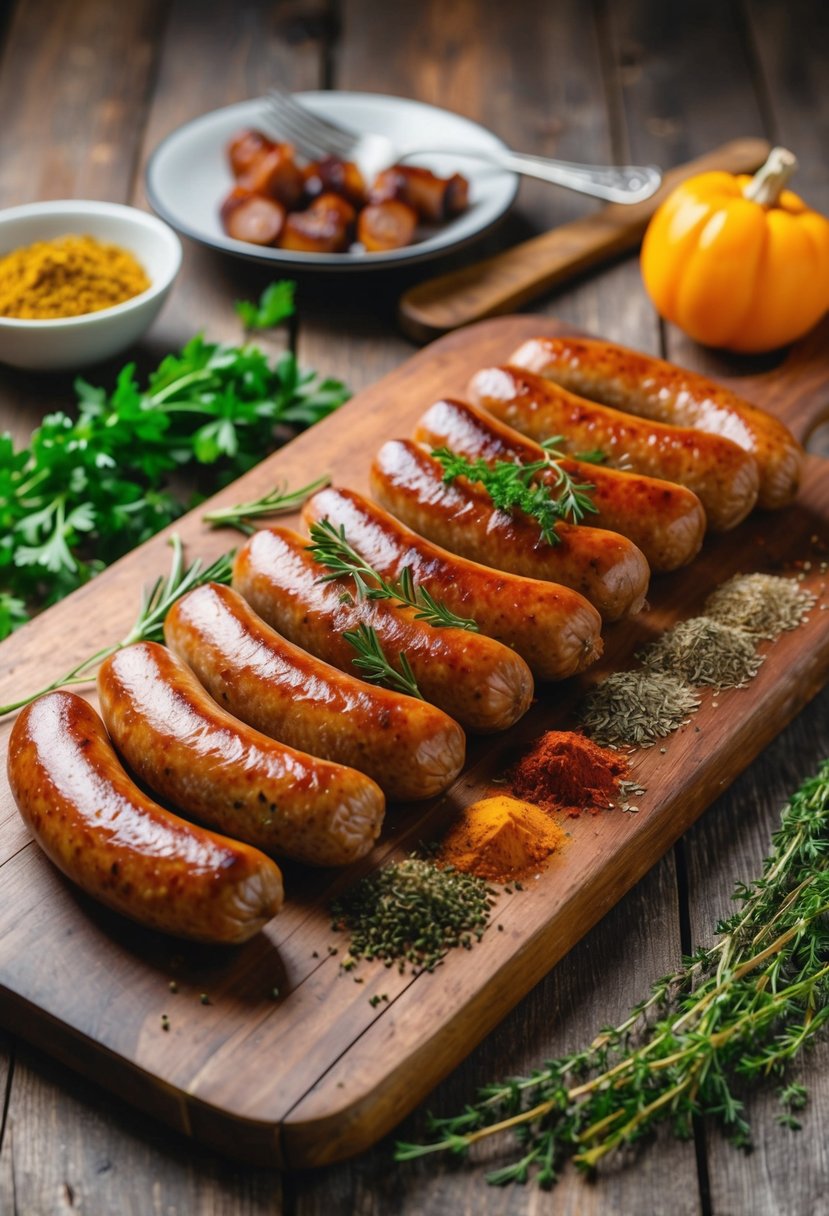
[0,315,827,1171]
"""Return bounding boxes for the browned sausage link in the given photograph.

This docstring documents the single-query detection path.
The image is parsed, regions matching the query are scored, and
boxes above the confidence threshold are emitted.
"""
[98,643,384,867]
[358,201,418,252]
[7,692,283,944]
[414,398,706,572]
[232,526,534,733]
[469,366,760,532]
[164,583,465,803]
[510,336,802,510]
[301,486,603,681]
[220,188,285,246]
[370,440,650,622]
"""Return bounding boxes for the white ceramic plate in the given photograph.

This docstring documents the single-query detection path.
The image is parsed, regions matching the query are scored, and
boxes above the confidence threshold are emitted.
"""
[145,92,519,272]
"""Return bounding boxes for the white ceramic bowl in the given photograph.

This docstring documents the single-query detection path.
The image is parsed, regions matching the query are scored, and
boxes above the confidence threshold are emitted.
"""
[0,200,182,371]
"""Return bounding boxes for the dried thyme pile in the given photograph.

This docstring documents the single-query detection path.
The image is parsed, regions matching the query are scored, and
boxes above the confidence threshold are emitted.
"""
[705,572,816,638]
[330,857,495,973]
[579,671,700,747]
[638,616,764,688]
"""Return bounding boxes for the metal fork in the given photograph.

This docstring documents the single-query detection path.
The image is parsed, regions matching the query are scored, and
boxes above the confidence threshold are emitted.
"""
[264,88,661,204]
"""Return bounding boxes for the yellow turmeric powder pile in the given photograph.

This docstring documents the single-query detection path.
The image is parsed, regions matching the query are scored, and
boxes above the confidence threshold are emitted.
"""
[439,795,567,883]
[0,234,150,319]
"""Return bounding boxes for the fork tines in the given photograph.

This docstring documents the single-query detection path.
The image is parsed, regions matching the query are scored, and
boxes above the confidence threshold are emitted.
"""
[264,89,355,161]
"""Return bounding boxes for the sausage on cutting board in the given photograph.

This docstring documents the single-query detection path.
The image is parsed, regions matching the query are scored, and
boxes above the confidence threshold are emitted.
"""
[469,365,760,531]
[370,439,650,622]
[98,642,384,867]
[413,398,706,572]
[301,486,603,681]
[7,691,283,944]
[164,582,465,803]
[510,335,803,510]
[232,526,534,733]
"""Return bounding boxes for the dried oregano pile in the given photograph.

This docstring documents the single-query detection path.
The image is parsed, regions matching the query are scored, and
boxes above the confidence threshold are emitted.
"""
[581,572,815,748]
[330,856,495,973]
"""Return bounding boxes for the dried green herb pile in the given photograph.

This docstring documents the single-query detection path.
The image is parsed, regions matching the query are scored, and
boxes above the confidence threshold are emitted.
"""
[580,572,815,747]
[705,572,816,638]
[579,671,700,747]
[638,616,764,688]
[396,757,829,1187]
[331,857,495,973]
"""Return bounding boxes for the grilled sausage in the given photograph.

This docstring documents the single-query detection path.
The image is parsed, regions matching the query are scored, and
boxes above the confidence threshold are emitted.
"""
[301,486,603,681]
[469,366,760,531]
[370,440,650,621]
[164,583,465,802]
[232,527,534,732]
[98,642,384,867]
[7,691,283,944]
[220,188,285,246]
[358,201,418,252]
[413,398,706,572]
[369,165,469,221]
[510,335,803,509]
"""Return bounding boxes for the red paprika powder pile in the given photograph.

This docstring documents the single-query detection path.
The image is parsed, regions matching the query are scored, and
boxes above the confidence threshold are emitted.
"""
[509,730,630,817]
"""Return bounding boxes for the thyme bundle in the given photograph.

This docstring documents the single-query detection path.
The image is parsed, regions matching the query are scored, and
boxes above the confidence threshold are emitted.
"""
[396,758,829,1186]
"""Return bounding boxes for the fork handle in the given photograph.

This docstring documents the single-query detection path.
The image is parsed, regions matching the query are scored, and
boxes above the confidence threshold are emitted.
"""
[398,138,771,344]
[401,147,660,203]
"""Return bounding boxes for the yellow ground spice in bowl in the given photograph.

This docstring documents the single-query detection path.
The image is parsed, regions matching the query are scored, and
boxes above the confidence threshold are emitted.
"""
[439,795,567,883]
[0,233,151,319]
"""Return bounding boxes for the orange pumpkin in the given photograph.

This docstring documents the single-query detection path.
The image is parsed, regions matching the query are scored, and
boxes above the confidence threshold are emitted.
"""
[641,148,829,353]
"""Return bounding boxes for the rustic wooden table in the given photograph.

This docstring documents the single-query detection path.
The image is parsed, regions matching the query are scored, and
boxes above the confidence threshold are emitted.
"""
[0,0,827,1211]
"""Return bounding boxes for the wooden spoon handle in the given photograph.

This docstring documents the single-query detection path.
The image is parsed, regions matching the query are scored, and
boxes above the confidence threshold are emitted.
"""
[398,137,771,344]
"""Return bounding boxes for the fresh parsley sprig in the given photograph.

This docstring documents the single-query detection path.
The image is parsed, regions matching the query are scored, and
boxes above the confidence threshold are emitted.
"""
[235,280,296,330]
[0,535,233,717]
[0,284,349,640]
[432,442,597,546]
[307,519,478,631]
[203,476,332,534]
[396,758,829,1187]
[343,622,423,699]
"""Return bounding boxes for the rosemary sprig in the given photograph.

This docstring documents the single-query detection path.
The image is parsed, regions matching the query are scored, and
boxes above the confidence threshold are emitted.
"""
[307,519,478,631]
[0,535,233,717]
[396,758,829,1187]
[343,622,423,699]
[203,475,331,534]
[431,440,597,547]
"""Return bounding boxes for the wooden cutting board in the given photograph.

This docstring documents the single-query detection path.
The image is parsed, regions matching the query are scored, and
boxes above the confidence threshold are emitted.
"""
[1,315,828,1169]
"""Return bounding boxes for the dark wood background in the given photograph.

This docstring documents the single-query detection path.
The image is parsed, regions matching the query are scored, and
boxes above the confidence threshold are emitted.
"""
[0,0,827,1211]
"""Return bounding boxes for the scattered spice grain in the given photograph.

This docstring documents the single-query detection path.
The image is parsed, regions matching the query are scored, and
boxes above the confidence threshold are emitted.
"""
[509,731,631,817]
[438,795,566,881]
[330,856,494,973]
[704,573,815,638]
[580,671,700,748]
[638,616,763,688]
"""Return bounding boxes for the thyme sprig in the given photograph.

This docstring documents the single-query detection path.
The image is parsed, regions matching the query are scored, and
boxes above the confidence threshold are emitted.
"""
[0,535,233,717]
[396,758,829,1187]
[343,622,423,699]
[203,476,331,533]
[431,438,597,546]
[307,519,478,631]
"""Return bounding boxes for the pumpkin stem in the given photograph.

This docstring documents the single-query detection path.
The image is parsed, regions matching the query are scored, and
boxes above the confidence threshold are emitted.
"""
[743,146,798,207]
